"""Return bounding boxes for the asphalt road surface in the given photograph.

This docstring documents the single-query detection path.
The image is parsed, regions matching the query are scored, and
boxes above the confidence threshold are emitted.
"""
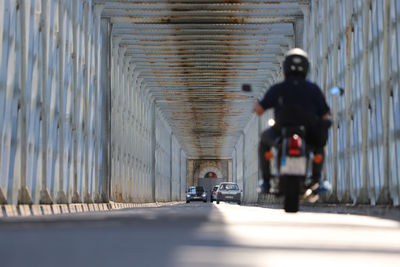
[0,202,399,267]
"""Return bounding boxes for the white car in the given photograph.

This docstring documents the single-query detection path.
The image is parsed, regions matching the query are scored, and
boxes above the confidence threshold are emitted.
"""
[216,182,241,205]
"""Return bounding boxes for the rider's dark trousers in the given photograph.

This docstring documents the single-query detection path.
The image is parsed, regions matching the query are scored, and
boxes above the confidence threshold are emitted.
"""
[258,126,324,184]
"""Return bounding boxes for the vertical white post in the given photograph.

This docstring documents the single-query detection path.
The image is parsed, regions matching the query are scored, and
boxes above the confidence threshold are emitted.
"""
[1,0,17,203]
[357,0,372,205]
[120,54,125,202]
[83,0,92,203]
[71,0,81,203]
[17,0,33,204]
[122,56,129,201]
[328,0,339,203]
[179,148,182,201]
[300,5,310,50]
[110,37,120,201]
[151,100,156,202]
[93,4,104,203]
[319,0,329,200]
[140,83,145,201]
[132,71,139,201]
[242,132,246,202]
[39,0,52,204]
[118,46,127,201]
[0,0,6,203]
[377,0,393,204]
[56,1,67,204]
[312,0,318,81]
[170,133,173,201]
[234,147,237,183]
[128,64,135,202]
[0,1,4,77]
[342,0,354,203]
[321,2,328,95]
[100,18,111,202]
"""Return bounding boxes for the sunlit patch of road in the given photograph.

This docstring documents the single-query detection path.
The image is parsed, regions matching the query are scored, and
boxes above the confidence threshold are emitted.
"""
[173,202,400,267]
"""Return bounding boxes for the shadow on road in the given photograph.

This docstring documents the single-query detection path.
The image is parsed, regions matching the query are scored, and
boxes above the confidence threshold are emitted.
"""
[0,203,234,267]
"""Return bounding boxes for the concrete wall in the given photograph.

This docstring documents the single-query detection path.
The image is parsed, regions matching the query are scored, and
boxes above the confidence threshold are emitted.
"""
[186,159,230,189]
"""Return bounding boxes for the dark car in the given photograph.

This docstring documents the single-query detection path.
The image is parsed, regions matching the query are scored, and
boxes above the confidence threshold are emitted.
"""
[210,186,219,203]
[216,182,241,205]
[186,186,207,203]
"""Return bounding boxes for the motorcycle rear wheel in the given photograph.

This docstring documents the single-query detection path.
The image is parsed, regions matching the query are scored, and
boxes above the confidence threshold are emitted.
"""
[283,176,301,213]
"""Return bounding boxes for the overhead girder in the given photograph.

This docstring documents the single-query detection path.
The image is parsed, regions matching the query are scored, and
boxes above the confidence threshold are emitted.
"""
[98,0,306,158]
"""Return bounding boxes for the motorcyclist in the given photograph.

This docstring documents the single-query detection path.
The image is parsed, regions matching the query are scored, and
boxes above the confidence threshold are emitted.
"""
[254,48,331,193]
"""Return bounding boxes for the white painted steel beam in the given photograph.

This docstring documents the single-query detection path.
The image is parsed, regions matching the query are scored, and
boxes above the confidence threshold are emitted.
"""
[357,0,372,205]
[17,0,32,204]
[56,0,67,204]
[376,0,393,205]
[71,0,80,203]
[93,4,104,203]
[328,0,339,204]
[342,0,354,204]
[39,0,52,205]
[0,0,399,207]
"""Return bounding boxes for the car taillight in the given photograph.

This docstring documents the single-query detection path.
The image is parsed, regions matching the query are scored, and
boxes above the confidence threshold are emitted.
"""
[218,192,222,195]
[236,193,241,195]
[288,134,302,156]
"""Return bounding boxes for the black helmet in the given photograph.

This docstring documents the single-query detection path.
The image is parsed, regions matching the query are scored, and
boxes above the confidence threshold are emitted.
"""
[283,48,309,78]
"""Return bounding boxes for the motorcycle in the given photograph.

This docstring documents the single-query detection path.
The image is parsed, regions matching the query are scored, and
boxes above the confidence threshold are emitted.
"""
[242,84,336,212]
[270,124,324,212]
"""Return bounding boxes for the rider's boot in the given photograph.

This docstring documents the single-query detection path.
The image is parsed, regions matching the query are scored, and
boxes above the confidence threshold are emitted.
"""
[259,180,271,194]
[258,144,273,194]
[307,152,324,191]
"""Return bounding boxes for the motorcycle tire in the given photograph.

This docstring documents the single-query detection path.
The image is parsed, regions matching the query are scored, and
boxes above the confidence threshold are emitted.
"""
[283,176,300,213]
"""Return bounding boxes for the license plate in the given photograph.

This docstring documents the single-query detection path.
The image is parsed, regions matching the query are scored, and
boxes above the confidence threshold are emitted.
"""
[280,156,307,175]
[225,196,233,199]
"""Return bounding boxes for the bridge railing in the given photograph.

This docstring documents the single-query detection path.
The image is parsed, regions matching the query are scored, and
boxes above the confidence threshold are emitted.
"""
[234,0,400,206]
[305,0,400,206]
[0,0,187,205]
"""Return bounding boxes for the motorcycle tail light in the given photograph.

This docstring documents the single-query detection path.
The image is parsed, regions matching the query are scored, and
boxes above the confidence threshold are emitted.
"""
[264,151,274,160]
[288,134,302,156]
[314,154,323,163]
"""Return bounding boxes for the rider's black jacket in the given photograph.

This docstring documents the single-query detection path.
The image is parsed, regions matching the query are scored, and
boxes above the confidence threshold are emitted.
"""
[259,77,331,146]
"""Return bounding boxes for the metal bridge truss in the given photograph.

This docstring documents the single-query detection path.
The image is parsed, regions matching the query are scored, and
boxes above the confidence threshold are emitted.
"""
[233,0,400,205]
[0,0,399,206]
